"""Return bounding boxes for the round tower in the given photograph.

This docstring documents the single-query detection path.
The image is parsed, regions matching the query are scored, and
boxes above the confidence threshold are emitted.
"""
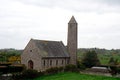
[67,16,77,65]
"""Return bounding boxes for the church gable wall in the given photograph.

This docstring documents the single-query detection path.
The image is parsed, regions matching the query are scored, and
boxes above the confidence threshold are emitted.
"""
[21,39,42,71]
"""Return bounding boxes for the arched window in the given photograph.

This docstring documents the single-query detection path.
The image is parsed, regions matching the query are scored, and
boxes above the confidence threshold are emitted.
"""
[28,60,34,69]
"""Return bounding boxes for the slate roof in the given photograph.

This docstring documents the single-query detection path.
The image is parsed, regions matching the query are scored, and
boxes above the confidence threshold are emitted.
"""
[32,39,69,58]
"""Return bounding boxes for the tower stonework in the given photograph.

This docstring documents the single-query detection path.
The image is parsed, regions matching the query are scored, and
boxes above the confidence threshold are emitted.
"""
[67,16,77,65]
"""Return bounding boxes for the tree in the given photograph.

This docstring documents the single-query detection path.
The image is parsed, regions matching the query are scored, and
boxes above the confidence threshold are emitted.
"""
[8,56,21,63]
[108,57,119,76]
[81,50,100,68]
[109,57,115,65]
[109,57,118,65]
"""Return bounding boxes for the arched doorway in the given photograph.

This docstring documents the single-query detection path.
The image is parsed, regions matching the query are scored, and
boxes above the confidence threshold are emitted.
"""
[28,60,34,69]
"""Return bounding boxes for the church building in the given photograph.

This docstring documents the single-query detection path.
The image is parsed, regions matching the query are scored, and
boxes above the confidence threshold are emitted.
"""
[21,16,78,71]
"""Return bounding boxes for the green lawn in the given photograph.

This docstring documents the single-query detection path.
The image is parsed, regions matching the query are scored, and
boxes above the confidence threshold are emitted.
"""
[34,72,119,80]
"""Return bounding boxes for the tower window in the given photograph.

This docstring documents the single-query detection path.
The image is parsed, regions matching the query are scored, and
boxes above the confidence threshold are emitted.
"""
[43,60,45,66]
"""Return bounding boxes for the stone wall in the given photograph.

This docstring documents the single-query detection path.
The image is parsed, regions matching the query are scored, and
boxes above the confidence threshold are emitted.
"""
[21,39,42,71]
[67,16,77,65]
[42,58,69,70]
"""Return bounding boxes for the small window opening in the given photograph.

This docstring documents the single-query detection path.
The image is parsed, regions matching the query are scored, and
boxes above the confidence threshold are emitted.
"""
[56,60,58,65]
[30,50,32,52]
[67,59,69,64]
[62,60,64,65]
[50,60,52,66]
[43,60,45,66]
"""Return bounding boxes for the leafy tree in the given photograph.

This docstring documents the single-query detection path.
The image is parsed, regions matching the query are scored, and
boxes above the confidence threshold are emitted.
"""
[109,57,115,65]
[109,57,119,76]
[109,57,118,65]
[81,50,100,68]
[0,48,22,62]
[8,56,21,63]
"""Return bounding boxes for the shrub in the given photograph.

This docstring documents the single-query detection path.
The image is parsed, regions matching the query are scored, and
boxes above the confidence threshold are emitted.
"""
[12,73,23,80]
[109,66,117,76]
[58,66,64,72]
[64,64,78,72]
[0,66,8,74]
[45,67,59,74]
[8,65,24,73]
[12,69,44,80]
[109,66,120,76]
[0,64,25,74]
[45,67,64,75]
[38,71,44,76]
[77,61,86,70]
[21,69,39,79]
[0,72,2,76]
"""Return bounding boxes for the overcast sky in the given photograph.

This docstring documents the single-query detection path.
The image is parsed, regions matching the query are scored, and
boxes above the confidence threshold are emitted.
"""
[0,0,120,49]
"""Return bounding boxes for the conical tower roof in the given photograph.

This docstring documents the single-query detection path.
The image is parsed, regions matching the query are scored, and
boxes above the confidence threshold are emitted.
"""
[68,16,77,23]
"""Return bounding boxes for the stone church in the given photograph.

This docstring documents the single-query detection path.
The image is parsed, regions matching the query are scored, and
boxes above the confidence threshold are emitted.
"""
[21,16,78,71]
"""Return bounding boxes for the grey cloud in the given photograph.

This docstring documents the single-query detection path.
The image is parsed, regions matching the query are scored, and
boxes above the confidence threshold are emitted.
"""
[15,0,57,7]
[0,0,120,49]
[15,0,120,13]
[99,0,120,6]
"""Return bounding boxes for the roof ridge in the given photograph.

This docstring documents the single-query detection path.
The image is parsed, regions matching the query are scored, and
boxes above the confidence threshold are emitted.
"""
[31,38,62,42]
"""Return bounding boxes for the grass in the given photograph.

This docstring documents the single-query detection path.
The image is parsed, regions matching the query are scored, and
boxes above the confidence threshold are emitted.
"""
[34,72,120,80]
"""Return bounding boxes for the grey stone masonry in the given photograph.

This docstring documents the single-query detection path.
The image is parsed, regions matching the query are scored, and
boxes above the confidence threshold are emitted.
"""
[67,16,77,65]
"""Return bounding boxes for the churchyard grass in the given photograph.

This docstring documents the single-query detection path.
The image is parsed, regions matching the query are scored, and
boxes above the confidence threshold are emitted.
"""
[34,72,120,80]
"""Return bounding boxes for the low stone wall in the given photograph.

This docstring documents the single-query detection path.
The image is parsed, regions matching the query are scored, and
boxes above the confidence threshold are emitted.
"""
[86,68,109,73]
[81,67,111,77]
[0,76,11,80]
